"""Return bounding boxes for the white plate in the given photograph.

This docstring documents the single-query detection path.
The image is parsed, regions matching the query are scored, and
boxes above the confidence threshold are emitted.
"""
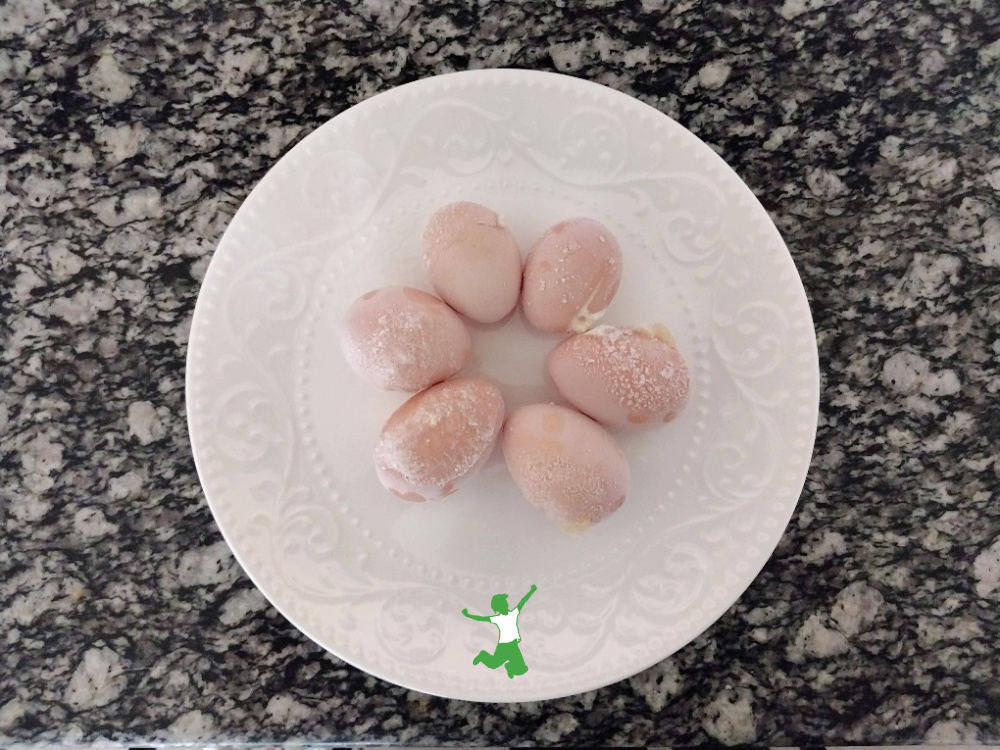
[186,69,819,702]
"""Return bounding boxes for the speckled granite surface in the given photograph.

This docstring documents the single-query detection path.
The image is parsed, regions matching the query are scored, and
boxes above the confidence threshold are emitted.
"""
[3,0,1000,745]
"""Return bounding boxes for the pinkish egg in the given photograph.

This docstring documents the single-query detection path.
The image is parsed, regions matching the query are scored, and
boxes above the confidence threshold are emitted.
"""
[547,324,690,427]
[522,218,622,333]
[422,201,522,324]
[374,378,505,502]
[502,403,630,533]
[341,286,471,392]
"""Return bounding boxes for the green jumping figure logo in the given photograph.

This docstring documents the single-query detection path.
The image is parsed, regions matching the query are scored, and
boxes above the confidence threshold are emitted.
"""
[462,584,537,679]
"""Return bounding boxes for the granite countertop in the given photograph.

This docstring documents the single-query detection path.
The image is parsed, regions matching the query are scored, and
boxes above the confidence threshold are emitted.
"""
[4,0,1000,745]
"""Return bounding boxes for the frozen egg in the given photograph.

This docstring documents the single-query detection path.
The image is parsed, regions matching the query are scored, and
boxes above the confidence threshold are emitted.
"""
[547,324,690,427]
[341,287,472,392]
[502,403,630,533]
[522,218,623,333]
[422,201,522,324]
[373,377,505,502]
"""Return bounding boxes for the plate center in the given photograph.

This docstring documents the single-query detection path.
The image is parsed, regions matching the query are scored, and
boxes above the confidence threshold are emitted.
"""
[459,310,562,411]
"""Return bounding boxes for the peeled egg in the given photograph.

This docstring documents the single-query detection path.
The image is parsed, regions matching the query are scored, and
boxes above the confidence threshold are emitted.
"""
[341,287,472,392]
[522,218,623,333]
[502,403,630,533]
[547,324,690,427]
[422,201,523,324]
[373,377,505,502]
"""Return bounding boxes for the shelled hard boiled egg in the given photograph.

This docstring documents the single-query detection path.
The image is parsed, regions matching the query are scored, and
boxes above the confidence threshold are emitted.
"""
[342,201,690,533]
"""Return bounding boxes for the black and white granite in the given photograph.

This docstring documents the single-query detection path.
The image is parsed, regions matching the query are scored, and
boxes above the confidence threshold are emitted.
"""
[3,0,1000,745]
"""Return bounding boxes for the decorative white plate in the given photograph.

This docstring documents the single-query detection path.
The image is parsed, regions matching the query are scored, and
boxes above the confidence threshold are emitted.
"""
[186,69,819,702]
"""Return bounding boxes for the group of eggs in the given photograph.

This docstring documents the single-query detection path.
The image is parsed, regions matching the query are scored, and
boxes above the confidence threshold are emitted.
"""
[341,202,690,533]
